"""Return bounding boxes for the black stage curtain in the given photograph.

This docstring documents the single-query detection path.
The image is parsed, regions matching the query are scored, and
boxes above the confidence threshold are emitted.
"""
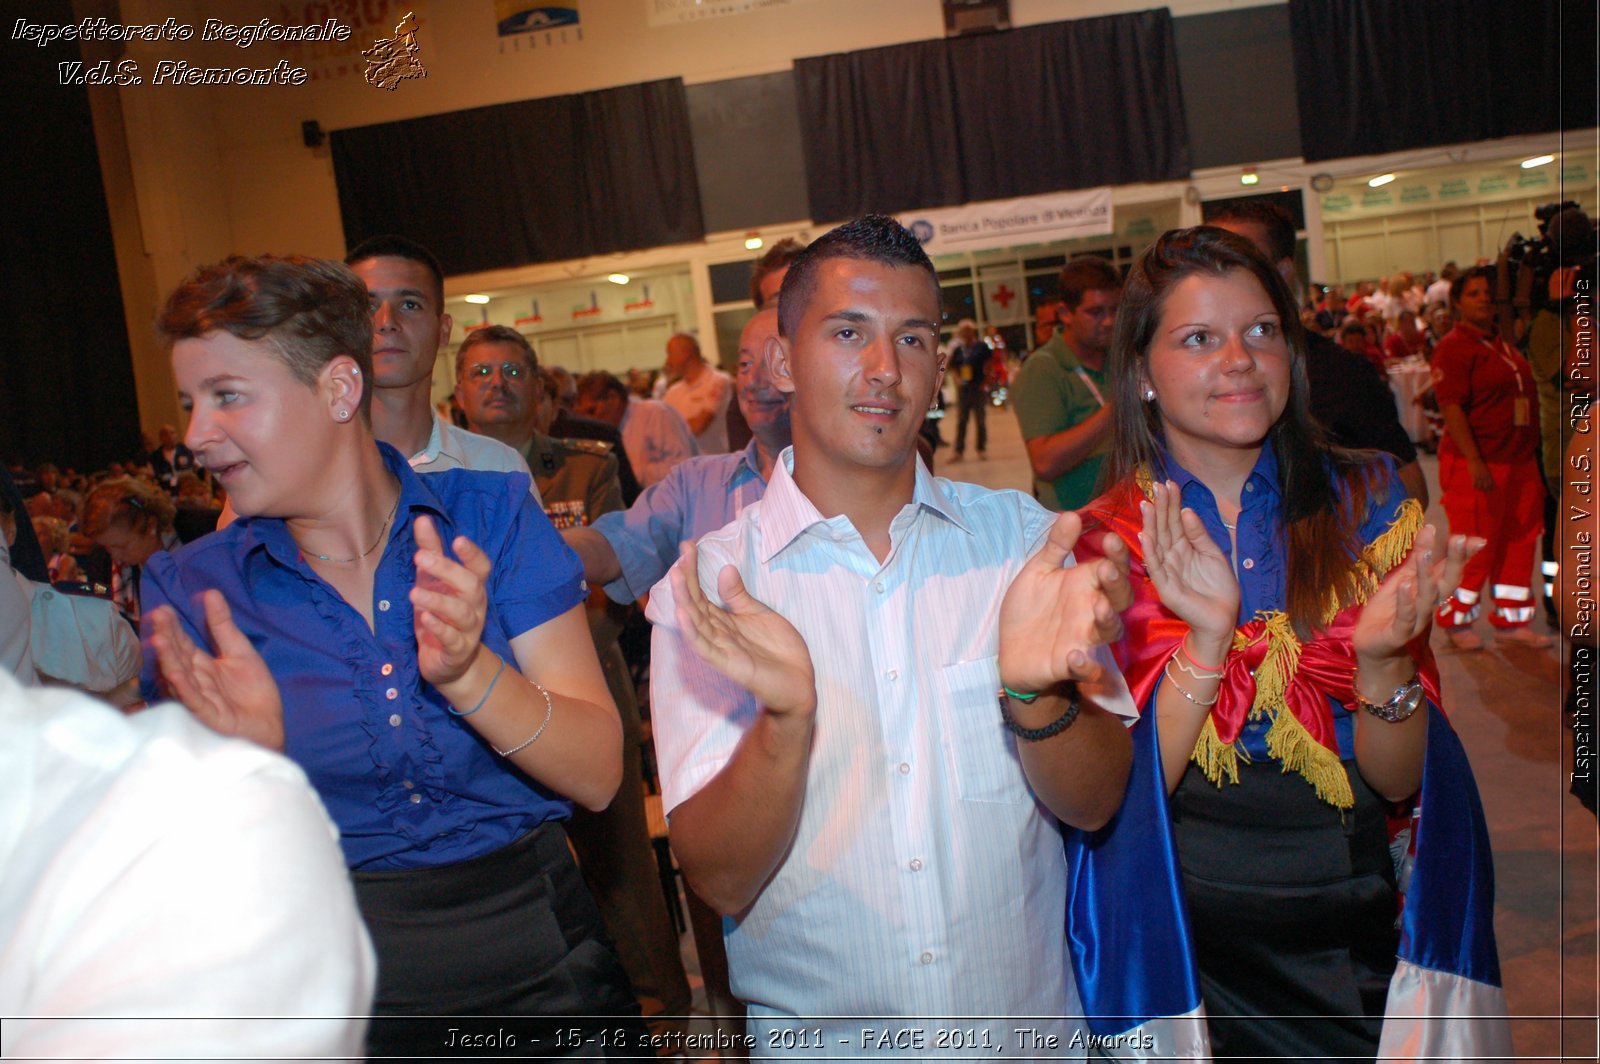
[0,0,141,470]
[332,79,705,275]
[794,10,1191,222]
[1289,0,1593,163]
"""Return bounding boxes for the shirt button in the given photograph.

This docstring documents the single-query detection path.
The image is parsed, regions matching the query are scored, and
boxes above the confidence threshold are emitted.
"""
[909,858,923,872]
[886,669,898,681]
[388,713,401,727]
[381,663,394,676]
[1245,482,1255,492]
[874,581,885,593]
[1243,558,1255,570]
[919,951,934,965]
[898,762,911,776]
[386,687,399,700]
[402,779,414,790]
[378,599,391,612]
[409,793,422,804]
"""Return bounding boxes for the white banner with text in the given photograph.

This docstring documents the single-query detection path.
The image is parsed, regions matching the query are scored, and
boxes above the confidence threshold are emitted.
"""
[900,188,1113,256]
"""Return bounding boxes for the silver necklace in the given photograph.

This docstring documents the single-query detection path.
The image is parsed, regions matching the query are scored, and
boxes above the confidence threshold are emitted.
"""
[306,493,400,565]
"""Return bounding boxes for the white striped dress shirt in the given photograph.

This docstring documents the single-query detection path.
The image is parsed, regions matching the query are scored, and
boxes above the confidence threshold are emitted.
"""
[648,448,1135,1057]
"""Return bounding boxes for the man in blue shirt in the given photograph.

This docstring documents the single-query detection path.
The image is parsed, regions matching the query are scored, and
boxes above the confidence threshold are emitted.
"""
[560,307,790,1039]
[563,308,792,602]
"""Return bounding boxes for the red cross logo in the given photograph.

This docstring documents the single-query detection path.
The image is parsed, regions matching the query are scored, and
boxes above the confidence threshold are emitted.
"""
[992,284,1016,309]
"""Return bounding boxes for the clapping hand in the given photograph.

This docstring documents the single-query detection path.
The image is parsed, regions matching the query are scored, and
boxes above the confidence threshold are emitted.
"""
[148,591,284,751]
[1139,480,1240,658]
[998,511,1133,694]
[1353,525,1483,664]
[411,515,492,688]
[670,540,816,717]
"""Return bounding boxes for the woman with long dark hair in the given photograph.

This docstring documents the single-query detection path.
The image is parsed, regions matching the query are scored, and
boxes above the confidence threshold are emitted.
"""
[1073,226,1508,1058]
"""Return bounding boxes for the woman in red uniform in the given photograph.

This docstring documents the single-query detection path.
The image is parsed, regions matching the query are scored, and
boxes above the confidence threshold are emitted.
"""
[1432,265,1551,649]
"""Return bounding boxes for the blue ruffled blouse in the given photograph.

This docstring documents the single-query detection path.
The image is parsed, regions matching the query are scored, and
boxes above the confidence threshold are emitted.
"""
[140,442,587,870]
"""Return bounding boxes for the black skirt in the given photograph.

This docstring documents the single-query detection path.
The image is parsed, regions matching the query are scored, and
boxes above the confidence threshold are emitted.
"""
[1172,758,1400,1063]
[353,821,648,1059]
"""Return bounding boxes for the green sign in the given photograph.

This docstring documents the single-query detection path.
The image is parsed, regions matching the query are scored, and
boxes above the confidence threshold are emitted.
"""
[1323,194,1353,212]
[1440,179,1470,199]
[1478,174,1510,193]
[1400,185,1432,203]
[1518,169,1550,188]
[1362,188,1394,207]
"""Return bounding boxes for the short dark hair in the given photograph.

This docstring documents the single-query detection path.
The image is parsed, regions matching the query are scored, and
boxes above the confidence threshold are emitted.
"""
[575,370,628,404]
[1450,264,1495,308]
[1205,198,1298,264]
[158,255,375,420]
[455,325,539,381]
[345,234,446,308]
[751,237,807,307]
[776,215,938,338]
[1057,255,1122,312]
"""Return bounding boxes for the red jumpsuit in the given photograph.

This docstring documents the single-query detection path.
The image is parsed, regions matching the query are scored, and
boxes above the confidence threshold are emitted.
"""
[1431,323,1545,629]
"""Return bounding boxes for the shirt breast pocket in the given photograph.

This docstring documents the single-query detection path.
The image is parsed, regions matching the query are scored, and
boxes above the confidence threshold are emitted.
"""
[938,656,1026,805]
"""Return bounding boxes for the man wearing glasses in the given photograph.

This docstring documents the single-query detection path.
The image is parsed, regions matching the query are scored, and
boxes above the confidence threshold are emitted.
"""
[455,327,622,530]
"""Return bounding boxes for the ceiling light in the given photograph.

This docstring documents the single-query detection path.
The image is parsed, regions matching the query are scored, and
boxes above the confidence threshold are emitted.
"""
[1368,173,1395,187]
[463,294,490,305]
[744,234,764,251]
[1521,154,1554,169]
[607,274,630,285]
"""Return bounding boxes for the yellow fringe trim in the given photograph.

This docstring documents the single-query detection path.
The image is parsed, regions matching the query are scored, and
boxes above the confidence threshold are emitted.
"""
[1142,475,1421,808]
[1191,610,1355,808]
[1322,496,1425,625]
[1263,696,1355,808]
[1192,714,1242,788]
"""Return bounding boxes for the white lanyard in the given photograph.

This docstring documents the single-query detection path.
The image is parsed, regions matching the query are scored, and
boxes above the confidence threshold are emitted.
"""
[1073,365,1107,408]
[1485,336,1526,397]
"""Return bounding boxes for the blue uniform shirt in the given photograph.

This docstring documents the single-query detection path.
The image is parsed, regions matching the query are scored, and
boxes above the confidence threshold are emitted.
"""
[140,442,587,870]
[591,439,768,603]
[1161,441,1404,761]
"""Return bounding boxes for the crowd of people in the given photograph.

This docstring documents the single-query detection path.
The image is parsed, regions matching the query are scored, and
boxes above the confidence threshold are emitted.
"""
[3,199,1591,1061]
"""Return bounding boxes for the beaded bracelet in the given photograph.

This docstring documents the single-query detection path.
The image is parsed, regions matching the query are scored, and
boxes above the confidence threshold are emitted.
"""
[997,684,1080,742]
[495,678,554,757]
[450,656,505,717]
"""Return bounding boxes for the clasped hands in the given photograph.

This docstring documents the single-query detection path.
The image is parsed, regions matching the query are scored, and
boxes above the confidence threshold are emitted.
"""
[148,515,494,749]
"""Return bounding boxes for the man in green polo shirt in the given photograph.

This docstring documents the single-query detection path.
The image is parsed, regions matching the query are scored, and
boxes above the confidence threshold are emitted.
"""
[1012,256,1122,511]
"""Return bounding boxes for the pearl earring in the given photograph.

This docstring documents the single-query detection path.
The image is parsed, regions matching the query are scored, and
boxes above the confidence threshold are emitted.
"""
[337,409,350,421]
[1144,388,1156,402]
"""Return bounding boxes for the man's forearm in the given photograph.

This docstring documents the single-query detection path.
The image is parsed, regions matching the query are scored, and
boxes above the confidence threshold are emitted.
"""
[667,707,814,914]
[1025,407,1113,482]
[562,526,623,588]
[1012,691,1131,831]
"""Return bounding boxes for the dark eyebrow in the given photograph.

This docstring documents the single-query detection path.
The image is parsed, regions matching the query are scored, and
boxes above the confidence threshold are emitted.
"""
[822,309,939,331]
[371,286,431,302]
[199,374,247,389]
